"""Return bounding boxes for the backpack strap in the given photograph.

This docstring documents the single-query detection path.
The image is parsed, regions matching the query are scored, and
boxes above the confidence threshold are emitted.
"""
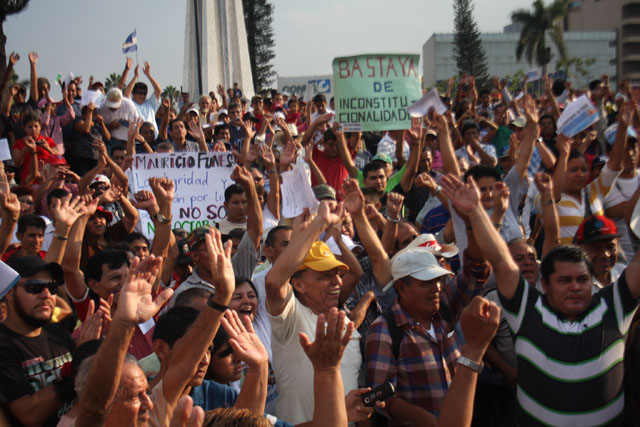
[382,309,403,361]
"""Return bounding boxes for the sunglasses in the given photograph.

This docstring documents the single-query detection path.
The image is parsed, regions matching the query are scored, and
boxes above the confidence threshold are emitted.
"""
[134,91,147,96]
[22,280,59,295]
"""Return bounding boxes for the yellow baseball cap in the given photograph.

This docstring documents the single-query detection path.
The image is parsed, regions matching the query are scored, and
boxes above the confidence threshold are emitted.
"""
[296,241,349,272]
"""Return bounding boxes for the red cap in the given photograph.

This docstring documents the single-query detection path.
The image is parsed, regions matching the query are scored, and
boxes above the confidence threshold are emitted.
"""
[575,215,620,244]
[95,206,113,223]
[46,154,67,166]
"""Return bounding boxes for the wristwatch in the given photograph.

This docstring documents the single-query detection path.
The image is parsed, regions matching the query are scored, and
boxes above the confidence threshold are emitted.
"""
[456,356,484,373]
[151,212,171,224]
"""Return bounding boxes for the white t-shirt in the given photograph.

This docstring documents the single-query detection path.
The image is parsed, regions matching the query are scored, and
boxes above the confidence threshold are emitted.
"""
[604,172,640,261]
[9,215,54,251]
[99,98,140,141]
[268,291,361,424]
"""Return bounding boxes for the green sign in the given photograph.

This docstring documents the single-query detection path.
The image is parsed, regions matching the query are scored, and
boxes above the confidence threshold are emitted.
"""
[332,53,421,132]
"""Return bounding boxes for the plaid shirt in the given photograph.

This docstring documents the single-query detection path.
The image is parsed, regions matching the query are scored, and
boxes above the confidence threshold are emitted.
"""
[364,250,490,424]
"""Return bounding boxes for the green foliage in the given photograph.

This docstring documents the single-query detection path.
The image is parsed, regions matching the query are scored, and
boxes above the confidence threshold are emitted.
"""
[0,0,30,75]
[504,69,526,93]
[453,0,489,89]
[242,0,276,92]
[511,0,570,73]
[556,56,596,82]
[162,85,180,102]
[104,73,121,93]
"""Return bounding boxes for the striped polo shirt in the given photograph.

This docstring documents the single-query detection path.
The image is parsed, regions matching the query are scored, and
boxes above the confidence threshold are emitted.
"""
[499,271,638,426]
[536,165,619,245]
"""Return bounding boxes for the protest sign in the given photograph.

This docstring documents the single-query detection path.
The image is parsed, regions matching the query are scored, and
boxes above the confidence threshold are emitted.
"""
[280,164,319,218]
[556,95,599,137]
[332,53,421,132]
[0,139,11,161]
[525,68,542,82]
[604,123,637,146]
[408,88,447,117]
[131,152,235,238]
[81,90,104,107]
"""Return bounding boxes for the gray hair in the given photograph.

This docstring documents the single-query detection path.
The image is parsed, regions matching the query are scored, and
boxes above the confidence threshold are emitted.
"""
[74,354,139,398]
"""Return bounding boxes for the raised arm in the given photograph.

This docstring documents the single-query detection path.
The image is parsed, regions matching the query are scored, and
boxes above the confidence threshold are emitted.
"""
[514,96,540,181]
[260,145,280,221]
[343,179,392,286]
[28,52,38,103]
[301,308,353,427]
[303,142,327,185]
[0,192,20,257]
[335,126,358,178]
[117,57,133,92]
[609,102,633,172]
[399,122,423,193]
[433,114,461,177]
[437,297,500,427]
[61,197,99,300]
[551,135,571,201]
[0,52,19,96]
[440,174,520,300]
[534,172,560,257]
[231,165,263,249]
[265,201,341,316]
[75,256,172,427]
[142,61,162,100]
[43,195,85,265]
[160,229,234,411]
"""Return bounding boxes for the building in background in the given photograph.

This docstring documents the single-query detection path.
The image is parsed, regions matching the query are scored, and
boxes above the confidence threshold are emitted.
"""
[183,0,254,100]
[277,75,333,101]
[422,30,616,88]
[565,0,640,84]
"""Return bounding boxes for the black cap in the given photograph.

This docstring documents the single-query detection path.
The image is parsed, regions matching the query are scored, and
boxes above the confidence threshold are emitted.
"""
[8,256,64,284]
[176,239,193,265]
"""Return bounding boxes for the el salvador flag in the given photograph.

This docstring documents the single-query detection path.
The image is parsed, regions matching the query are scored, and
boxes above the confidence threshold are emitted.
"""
[122,30,137,54]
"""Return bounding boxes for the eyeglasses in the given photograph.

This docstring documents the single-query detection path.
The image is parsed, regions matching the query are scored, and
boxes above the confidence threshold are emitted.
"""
[21,280,59,295]
[134,91,147,96]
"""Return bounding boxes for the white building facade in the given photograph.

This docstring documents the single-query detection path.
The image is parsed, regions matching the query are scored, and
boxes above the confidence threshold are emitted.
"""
[422,31,617,88]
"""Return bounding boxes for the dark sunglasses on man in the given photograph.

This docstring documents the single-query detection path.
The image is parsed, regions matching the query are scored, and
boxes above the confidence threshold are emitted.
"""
[21,280,59,295]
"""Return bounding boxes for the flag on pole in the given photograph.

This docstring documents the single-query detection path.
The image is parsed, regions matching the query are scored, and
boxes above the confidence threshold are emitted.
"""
[122,30,137,54]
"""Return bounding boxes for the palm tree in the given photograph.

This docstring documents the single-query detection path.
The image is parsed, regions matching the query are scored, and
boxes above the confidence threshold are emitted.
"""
[162,85,180,103]
[104,72,121,93]
[511,0,570,75]
[0,0,30,75]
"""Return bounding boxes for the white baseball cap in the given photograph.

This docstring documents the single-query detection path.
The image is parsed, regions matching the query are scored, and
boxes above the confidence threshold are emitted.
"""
[404,233,458,258]
[391,248,453,282]
[0,261,20,299]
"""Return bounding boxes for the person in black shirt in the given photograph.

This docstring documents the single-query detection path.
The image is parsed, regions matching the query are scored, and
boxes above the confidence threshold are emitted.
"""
[0,256,75,426]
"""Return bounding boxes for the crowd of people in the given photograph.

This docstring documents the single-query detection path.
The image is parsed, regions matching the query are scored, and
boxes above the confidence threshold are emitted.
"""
[0,50,639,427]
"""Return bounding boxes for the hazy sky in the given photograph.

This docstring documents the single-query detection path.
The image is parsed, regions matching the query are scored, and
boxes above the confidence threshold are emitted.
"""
[4,0,533,93]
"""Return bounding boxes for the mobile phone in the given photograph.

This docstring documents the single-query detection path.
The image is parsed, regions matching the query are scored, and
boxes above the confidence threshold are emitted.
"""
[362,382,395,407]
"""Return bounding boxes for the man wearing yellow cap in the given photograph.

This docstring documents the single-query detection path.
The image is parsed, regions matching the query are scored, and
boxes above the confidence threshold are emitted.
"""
[265,201,362,424]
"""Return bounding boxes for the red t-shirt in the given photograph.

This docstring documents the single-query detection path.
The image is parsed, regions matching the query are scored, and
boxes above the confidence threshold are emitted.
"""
[14,136,57,183]
[1,248,46,263]
[312,145,355,200]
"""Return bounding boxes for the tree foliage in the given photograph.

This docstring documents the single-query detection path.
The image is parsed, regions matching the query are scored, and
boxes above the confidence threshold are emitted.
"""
[242,0,276,93]
[0,0,30,74]
[453,0,489,89]
[511,0,570,74]
[162,85,180,102]
[104,73,122,93]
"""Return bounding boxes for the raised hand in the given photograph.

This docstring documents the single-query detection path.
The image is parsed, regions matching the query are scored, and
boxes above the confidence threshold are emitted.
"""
[101,185,123,205]
[77,195,99,217]
[115,255,172,325]
[28,51,38,64]
[439,173,481,216]
[522,95,539,124]
[414,172,437,190]
[317,199,344,227]
[169,395,204,427]
[459,296,501,360]
[128,117,144,142]
[230,165,253,189]
[8,52,19,66]
[0,193,20,221]
[342,178,364,215]
[131,190,158,213]
[387,192,405,221]
[245,144,260,164]
[204,229,234,299]
[187,120,205,142]
[298,307,354,370]
[259,144,276,171]
[221,310,269,367]
[618,101,634,127]
[125,57,133,70]
[142,61,151,76]
[149,177,175,206]
[556,134,572,157]
[533,171,553,196]
[492,181,510,217]
[279,141,297,169]
[49,194,86,229]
